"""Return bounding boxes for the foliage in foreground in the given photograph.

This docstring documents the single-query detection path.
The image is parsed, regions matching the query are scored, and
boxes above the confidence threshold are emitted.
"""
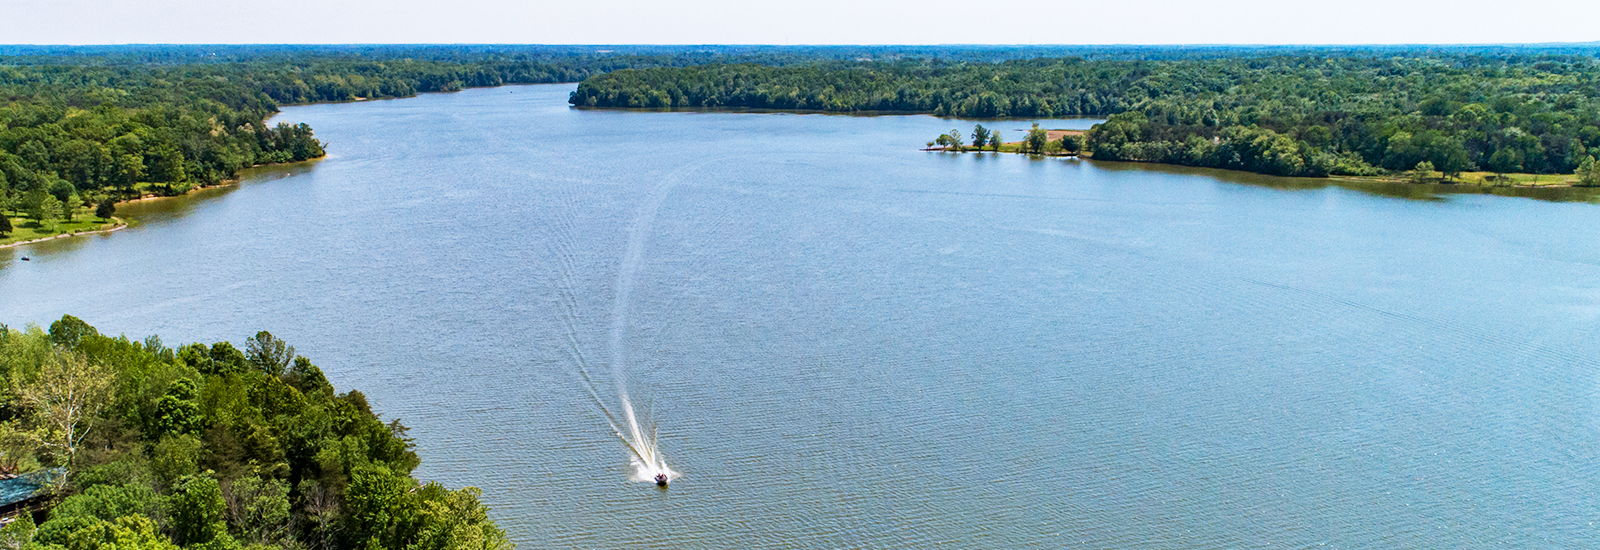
[0,316,511,550]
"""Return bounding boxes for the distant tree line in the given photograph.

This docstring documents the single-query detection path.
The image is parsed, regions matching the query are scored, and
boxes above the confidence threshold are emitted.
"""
[0,316,511,550]
[572,53,1600,179]
[3,45,967,223]
[13,45,1600,198]
[0,49,722,231]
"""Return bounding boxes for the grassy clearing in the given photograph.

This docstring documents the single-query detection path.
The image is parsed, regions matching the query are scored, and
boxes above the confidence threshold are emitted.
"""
[1,209,122,248]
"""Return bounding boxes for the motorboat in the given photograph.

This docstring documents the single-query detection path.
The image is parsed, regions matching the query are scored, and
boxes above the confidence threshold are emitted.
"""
[654,473,668,486]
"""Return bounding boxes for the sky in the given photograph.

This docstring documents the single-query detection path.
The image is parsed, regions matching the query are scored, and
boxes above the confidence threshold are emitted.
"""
[4,0,1599,45]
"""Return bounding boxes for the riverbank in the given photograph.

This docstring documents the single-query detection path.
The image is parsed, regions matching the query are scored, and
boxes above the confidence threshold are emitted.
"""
[1333,171,1587,188]
[0,219,127,249]
[926,143,1595,190]
[1,157,324,249]
[923,128,1087,156]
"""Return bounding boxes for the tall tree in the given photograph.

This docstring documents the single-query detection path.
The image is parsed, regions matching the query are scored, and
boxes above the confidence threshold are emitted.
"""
[61,195,77,222]
[1578,156,1600,187]
[15,349,113,474]
[1025,123,1049,154]
[1058,134,1083,154]
[171,475,233,547]
[245,331,295,377]
[95,199,116,220]
[37,195,62,231]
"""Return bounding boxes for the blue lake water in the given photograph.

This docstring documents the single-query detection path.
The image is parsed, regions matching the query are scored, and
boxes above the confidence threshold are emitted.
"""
[4,83,1599,548]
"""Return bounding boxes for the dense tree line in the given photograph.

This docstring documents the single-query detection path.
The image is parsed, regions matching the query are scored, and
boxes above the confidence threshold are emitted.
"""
[0,49,686,233]
[0,62,330,229]
[572,52,1600,179]
[569,59,1135,115]
[0,316,510,550]
[0,45,902,227]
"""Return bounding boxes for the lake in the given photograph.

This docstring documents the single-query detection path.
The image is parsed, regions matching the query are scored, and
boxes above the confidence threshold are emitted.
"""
[4,84,1599,548]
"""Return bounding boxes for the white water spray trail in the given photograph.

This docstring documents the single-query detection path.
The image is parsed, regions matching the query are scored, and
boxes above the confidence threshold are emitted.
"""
[606,162,703,483]
[603,154,767,483]
[609,177,679,482]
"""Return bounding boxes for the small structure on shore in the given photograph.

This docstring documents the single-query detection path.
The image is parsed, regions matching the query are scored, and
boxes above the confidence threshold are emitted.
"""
[0,469,63,521]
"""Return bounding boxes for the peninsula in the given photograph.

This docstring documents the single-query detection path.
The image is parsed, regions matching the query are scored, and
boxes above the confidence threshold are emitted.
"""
[572,50,1600,185]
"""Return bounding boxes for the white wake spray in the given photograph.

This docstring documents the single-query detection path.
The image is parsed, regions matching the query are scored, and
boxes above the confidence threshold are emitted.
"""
[616,391,675,483]
[596,163,691,485]
[580,154,758,484]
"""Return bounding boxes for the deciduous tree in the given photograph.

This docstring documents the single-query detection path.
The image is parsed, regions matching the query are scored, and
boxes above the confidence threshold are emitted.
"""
[1577,156,1600,187]
[245,331,294,377]
[37,194,62,230]
[95,199,116,220]
[171,475,232,547]
[1411,161,1436,183]
[16,350,113,471]
[1058,134,1083,154]
[1025,123,1048,154]
[971,125,991,149]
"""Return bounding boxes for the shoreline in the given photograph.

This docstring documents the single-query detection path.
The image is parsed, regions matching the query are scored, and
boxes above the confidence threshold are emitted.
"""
[1331,175,1587,189]
[2,157,323,250]
[925,147,1593,190]
[572,104,1110,121]
[1,220,127,250]
[923,145,1081,157]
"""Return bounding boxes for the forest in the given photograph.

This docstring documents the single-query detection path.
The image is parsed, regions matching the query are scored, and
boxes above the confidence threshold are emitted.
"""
[0,46,760,241]
[0,316,510,550]
[570,51,1600,179]
[10,44,1600,237]
[0,61,328,242]
[9,45,1600,242]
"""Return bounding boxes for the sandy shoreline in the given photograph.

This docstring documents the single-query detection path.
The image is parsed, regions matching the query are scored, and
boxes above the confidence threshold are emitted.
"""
[117,180,241,205]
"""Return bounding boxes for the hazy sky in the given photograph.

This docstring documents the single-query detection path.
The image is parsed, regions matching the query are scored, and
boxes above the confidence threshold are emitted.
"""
[5,0,1599,45]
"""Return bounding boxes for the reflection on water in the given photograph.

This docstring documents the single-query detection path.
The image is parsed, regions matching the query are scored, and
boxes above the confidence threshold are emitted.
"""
[114,163,319,222]
[2,162,319,269]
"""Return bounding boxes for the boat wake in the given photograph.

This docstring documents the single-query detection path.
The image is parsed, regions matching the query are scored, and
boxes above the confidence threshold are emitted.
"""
[547,155,759,486]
